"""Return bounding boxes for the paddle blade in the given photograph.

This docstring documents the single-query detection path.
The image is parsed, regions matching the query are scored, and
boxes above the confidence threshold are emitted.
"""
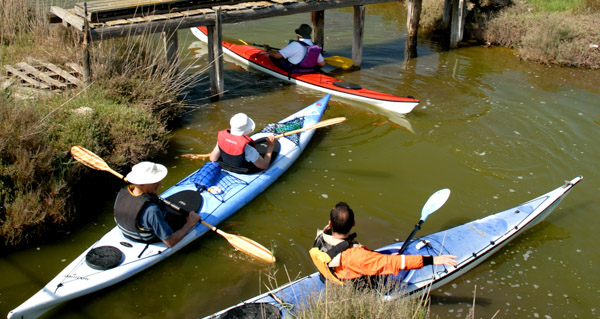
[180,153,210,160]
[324,56,354,70]
[420,188,450,221]
[70,145,125,180]
[216,229,276,263]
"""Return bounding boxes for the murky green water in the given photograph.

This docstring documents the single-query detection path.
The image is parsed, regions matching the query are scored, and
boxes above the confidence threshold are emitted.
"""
[3,3,599,319]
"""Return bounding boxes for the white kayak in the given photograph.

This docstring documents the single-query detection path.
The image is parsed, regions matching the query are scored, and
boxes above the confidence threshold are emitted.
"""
[204,176,582,318]
[7,94,332,319]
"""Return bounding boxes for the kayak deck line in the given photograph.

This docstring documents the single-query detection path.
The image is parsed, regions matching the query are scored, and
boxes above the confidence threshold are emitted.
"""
[191,27,420,114]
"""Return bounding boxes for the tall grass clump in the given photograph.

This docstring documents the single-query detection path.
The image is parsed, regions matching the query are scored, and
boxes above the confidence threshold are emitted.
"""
[293,280,430,319]
[1,0,204,248]
[485,0,600,68]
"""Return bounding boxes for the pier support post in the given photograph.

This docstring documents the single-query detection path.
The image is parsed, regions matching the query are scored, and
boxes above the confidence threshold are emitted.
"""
[162,29,179,68]
[82,2,92,84]
[208,9,224,100]
[450,0,466,48]
[442,0,452,29]
[311,11,324,48]
[352,5,365,69]
[406,0,422,59]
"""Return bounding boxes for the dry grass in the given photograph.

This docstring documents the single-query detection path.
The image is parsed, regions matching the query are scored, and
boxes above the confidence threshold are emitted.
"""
[1,0,204,248]
[418,0,600,68]
[485,1,600,68]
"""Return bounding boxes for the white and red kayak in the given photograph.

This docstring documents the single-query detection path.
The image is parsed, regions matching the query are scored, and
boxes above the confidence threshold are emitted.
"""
[191,27,420,114]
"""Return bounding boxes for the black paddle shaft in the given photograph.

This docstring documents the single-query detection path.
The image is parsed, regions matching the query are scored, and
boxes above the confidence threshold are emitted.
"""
[398,220,424,255]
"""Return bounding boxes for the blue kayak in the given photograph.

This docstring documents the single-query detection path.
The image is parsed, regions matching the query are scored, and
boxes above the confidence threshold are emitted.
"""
[205,176,582,318]
[8,94,332,319]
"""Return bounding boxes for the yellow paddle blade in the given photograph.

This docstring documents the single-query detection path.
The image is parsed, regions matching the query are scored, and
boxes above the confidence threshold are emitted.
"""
[324,56,354,70]
[216,229,276,263]
[70,145,125,179]
[180,153,210,160]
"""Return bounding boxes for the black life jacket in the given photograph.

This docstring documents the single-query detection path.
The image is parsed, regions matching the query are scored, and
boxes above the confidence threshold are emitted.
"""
[310,230,358,285]
[113,186,161,243]
[217,129,257,173]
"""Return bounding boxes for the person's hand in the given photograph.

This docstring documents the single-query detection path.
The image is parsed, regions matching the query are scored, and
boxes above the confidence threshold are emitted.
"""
[266,135,275,146]
[186,211,201,225]
[433,255,458,267]
[263,44,271,52]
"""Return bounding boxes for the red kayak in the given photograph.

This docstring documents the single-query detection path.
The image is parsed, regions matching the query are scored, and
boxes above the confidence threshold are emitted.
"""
[191,26,420,114]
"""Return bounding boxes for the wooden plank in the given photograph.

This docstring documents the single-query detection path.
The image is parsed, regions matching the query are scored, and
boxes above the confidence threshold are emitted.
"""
[50,6,85,30]
[15,62,67,88]
[75,0,228,22]
[81,0,398,40]
[208,9,224,100]
[66,62,84,75]
[352,5,364,68]
[28,58,84,87]
[4,65,51,89]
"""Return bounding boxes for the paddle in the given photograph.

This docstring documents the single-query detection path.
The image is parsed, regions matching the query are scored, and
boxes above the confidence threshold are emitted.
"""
[224,36,354,70]
[397,188,451,255]
[70,145,276,263]
[181,116,346,160]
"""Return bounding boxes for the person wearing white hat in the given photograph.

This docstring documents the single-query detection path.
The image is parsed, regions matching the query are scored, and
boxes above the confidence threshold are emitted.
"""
[263,23,325,73]
[209,113,276,173]
[114,161,200,247]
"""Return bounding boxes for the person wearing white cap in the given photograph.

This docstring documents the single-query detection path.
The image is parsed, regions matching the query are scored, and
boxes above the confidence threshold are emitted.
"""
[263,23,325,73]
[114,161,201,247]
[209,113,276,173]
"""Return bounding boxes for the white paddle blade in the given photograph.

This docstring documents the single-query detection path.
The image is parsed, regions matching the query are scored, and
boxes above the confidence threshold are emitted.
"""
[420,188,451,221]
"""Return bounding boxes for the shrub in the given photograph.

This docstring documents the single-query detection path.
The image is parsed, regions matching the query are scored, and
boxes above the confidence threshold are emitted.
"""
[1,0,202,248]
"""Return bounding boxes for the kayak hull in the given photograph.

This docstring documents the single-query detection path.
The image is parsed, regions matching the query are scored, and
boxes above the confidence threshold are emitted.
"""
[7,94,332,319]
[206,176,582,318]
[191,27,420,114]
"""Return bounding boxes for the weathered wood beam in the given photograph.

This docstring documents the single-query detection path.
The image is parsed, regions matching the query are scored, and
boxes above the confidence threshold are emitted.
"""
[406,0,422,56]
[352,5,365,69]
[207,9,224,100]
[56,0,395,40]
[163,28,179,67]
[442,0,452,29]
[311,11,325,48]
[450,0,466,48]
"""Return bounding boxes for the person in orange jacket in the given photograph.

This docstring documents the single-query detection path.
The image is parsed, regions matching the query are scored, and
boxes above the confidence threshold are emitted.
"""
[311,202,457,282]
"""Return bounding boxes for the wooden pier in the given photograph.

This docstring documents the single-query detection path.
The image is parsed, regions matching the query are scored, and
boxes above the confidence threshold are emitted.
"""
[50,0,467,99]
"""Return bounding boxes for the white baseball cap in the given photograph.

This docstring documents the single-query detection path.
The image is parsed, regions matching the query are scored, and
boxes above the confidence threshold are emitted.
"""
[126,162,168,185]
[229,113,255,136]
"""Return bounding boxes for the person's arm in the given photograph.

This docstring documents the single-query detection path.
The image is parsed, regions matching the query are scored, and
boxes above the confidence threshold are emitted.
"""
[263,45,283,59]
[162,211,201,247]
[251,136,275,170]
[209,144,220,162]
[335,247,456,279]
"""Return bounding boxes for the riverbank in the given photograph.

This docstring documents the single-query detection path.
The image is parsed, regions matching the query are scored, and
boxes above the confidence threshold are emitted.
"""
[0,0,200,250]
[421,0,600,68]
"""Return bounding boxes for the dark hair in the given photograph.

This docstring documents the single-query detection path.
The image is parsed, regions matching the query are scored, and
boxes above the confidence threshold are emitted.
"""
[330,202,354,234]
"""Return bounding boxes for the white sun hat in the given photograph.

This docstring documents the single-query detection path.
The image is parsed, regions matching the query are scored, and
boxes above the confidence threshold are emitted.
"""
[229,113,256,136]
[126,162,168,185]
